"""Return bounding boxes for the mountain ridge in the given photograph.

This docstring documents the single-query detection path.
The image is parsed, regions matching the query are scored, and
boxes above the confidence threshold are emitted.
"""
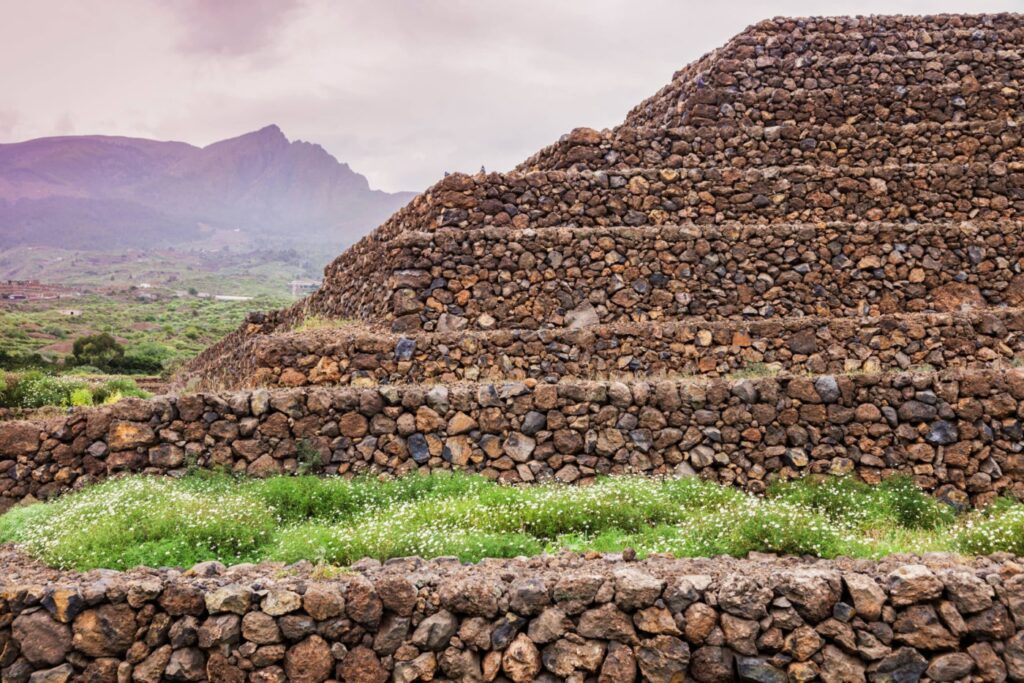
[0,126,416,249]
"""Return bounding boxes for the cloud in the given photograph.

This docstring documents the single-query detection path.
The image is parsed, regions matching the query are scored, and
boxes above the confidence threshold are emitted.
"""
[0,110,17,138]
[2,0,1023,192]
[163,0,306,56]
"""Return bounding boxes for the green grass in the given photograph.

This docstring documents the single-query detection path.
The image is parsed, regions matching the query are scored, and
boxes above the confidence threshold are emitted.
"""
[2,472,1018,571]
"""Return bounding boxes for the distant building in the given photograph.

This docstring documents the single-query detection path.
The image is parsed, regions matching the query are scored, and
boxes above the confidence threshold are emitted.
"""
[0,280,80,301]
[290,279,322,297]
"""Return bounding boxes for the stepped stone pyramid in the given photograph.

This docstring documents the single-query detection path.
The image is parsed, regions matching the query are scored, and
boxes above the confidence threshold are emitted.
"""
[10,16,1024,682]
[145,14,1010,504]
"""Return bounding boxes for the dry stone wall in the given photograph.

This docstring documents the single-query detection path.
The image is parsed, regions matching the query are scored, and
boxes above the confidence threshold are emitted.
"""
[623,14,1024,129]
[6,367,1024,509]
[301,221,1024,332]
[365,164,1024,234]
[5,552,1024,683]
[183,310,1024,392]
[517,120,1024,173]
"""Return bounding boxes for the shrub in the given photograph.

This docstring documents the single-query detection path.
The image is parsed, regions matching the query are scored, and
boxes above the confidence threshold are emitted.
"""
[92,377,150,404]
[1,371,86,409]
[64,365,105,376]
[71,333,124,371]
[296,440,325,475]
[121,341,173,374]
[70,387,94,407]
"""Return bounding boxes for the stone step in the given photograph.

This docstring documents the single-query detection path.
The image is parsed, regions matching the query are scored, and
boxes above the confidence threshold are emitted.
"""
[646,80,1022,130]
[178,309,1024,392]
[296,220,1024,331]
[688,53,1024,102]
[342,162,1023,250]
[721,17,1024,58]
[626,17,1024,128]
[10,367,1024,506]
[720,46,1024,75]
[519,119,1024,172]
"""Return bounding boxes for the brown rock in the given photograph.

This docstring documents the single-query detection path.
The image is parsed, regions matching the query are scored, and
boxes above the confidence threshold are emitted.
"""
[107,421,155,450]
[541,636,605,677]
[927,652,975,681]
[159,585,206,616]
[889,565,943,606]
[284,635,333,683]
[844,573,886,621]
[28,664,74,683]
[132,645,171,683]
[205,584,252,615]
[721,613,759,656]
[375,575,418,617]
[783,625,823,662]
[600,641,637,683]
[242,611,281,645]
[394,652,436,683]
[502,633,541,683]
[718,574,770,619]
[41,588,84,624]
[337,645,388,683]
[12,611,72,667]
[819,644,865,683]
[614,568,665,609]
[165,647,206,682]
[72,604,136,657]
[932,282,984,312]
[338,412,368,438]
[634,606,681,636]
[578,603,638,643]
[345,576,383,627]
[688,645,730,683]
[197,614,240,648]
[528,607,570,644]
[303,584,345,621]
[684,602,718,644]
[0,422,40,454]
[893,605,958,650]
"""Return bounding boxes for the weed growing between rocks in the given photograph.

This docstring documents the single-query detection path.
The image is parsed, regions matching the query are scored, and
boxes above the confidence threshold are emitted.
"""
[0,472,1017,571]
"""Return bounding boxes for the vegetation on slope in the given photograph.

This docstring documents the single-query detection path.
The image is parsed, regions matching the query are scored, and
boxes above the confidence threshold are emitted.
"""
[1,472,1018,571]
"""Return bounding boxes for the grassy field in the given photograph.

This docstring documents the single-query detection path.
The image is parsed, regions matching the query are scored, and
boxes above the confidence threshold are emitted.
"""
[2,472,1018,571]
[0,245,328,298]
[0,244,322,372]
[0,293,288,370]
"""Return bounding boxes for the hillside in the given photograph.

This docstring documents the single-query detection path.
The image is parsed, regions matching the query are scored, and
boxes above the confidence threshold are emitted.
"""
[0,125,416,249]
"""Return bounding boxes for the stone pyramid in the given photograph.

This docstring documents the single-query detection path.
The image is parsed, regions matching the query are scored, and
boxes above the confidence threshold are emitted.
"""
[173,13,1024,503]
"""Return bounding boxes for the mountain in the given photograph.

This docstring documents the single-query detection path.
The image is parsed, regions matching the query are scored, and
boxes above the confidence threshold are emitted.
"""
[0,125,417,249]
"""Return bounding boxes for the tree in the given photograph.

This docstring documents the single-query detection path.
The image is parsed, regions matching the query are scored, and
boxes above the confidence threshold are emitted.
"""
[71,333,124,371]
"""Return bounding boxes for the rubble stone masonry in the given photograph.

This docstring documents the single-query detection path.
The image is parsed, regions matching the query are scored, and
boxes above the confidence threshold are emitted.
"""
[5,368,1024,510]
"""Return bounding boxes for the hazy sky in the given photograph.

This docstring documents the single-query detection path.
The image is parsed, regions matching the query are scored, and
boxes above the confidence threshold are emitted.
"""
[1,0,1020,192]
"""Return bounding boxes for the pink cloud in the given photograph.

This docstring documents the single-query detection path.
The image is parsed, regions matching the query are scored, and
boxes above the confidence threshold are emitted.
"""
[163,0,305,56]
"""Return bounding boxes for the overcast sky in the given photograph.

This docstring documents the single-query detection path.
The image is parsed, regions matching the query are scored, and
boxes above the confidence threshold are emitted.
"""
[1,0,1020,192]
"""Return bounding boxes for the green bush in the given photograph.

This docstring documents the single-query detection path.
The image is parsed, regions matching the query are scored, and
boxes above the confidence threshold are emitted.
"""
[71,333,124,371]
[122,342,173,374]
[70,387,94,407]
[1,371,87,409]
[92,377,150,404]
[64,365,105,376]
